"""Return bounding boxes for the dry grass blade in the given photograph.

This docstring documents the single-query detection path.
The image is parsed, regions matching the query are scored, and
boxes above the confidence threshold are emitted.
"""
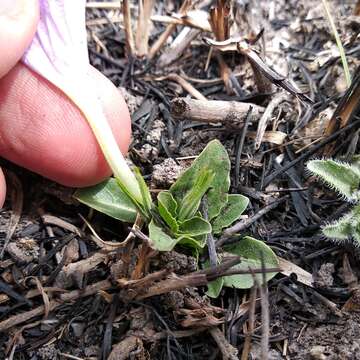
[255,93,288,150]
[30,277,50,319]
[166,74,207,100]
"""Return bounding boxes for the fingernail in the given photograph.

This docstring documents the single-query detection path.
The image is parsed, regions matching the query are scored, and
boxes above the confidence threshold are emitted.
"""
[0,0,24,17]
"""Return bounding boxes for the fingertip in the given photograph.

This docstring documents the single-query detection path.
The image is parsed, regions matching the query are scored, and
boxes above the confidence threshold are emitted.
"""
[0,64,132,188]
[0,0,39,78]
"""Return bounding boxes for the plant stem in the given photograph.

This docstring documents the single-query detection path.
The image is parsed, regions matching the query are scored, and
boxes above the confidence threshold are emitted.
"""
[68,86,143,205]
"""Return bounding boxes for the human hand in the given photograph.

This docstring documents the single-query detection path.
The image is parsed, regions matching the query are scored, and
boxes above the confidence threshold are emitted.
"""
[0,0,131,207]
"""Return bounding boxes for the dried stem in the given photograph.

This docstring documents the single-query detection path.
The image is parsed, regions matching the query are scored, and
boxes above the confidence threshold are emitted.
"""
[135,0,155,57]
[171,98,263,126]
[149,0,192,59]
[122,0,135,56]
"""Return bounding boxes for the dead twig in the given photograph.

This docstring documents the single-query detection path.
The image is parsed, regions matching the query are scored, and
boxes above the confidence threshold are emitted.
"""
[0,280,112,332]
[171,98,263,126]
[209,327,238,360]
[158,27,201,67]
[260,255,270,360]
[217,196,288,246]
[149,0,192,59]
[166,74,207,101]
[135,0,155,57]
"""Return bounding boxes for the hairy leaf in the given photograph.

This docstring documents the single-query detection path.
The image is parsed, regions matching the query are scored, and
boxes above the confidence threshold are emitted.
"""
[211,194,249,234]
[307,160,360,200]
[170,140,231,220]
[74,178,137,223]
[322,213,353,241]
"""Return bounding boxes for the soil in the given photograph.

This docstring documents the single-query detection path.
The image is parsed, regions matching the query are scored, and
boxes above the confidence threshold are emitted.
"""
[0,0,360,359]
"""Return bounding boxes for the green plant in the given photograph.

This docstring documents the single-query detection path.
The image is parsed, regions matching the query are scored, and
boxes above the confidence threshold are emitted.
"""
[307,158,360,243]
[76,140,247,251]
[27,1,278,295]
[76,140,279,292]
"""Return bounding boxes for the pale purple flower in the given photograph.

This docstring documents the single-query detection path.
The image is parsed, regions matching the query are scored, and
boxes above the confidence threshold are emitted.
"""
[22,0,142,203]
[23,0,89,90]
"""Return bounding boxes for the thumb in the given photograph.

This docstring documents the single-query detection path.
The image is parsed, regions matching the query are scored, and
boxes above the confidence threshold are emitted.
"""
[0,0,39,78]
[0,0,39,206]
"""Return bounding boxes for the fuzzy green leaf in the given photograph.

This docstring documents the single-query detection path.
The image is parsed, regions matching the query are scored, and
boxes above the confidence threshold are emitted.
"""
[322,213,353,241]
[157,191,179,232]
[148,219,179,251]
[177,168,215,221]
[170,140,230,220]
[178,217,212,237]
[222,237,278,289]
[307,159,360,200]
[211,194,249,234]
[74,178,137,223]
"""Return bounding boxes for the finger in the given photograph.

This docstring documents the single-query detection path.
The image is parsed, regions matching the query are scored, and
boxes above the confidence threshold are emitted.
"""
[0,168,6,208]
[0,0,39,78]
[0,63,132,187]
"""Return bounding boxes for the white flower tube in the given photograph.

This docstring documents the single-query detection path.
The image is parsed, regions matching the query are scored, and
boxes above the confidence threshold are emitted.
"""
[22,0,142,204]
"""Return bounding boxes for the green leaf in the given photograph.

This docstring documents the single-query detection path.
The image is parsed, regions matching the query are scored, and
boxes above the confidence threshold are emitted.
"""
[211,194,249,234]
[177,168,214,221]
[170,140,230,220]
[148,219,178,251]
[222,237,278,289]
[158,191,177,216]
[178,217,212,236]
[177,235,205,251]
[157,191,179,232]
[134,167,153,217]
[322,212,353,241]
[206,276,224,298]
[307,159,360,200]
[74,178,137,223]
